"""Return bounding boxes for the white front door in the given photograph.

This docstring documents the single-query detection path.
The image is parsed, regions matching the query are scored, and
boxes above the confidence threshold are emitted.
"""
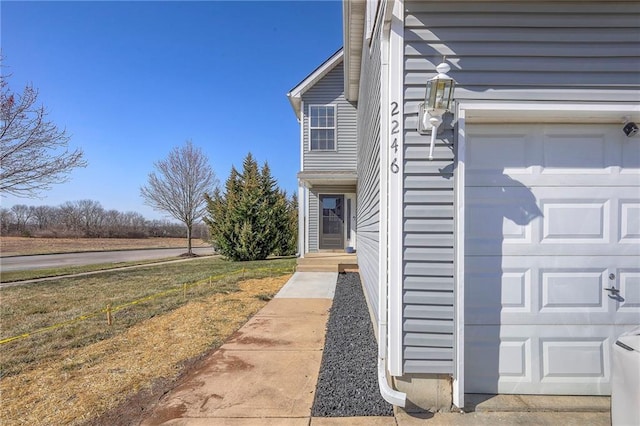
[464,123,640,395]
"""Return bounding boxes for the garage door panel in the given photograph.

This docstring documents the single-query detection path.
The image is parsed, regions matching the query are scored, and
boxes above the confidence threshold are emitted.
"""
[620,201,640,242]
[541,132,608,170]
[465,327,532,394]
[467,256,640,326]
[542,201,608,242]
[466,186,640,256]
[465,186,537,251]
[541,339,606,379]
[617,269,640,320]
[465,259,533,324]
[467,124,639,187]
[465,325,620,395]
[541,270,606,312]
[466,257,612,325]
[466,131,532,173]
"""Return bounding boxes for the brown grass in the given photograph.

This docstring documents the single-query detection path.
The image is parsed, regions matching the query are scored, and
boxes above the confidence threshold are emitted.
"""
[0,236,210,257]
[0,257,296,378]
[0,275,291,426]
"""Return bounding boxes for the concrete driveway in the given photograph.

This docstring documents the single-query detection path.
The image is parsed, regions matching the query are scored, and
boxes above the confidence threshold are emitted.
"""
[0,247,215,272]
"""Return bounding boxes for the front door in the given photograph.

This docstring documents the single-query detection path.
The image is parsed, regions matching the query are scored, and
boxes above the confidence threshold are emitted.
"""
[319,195,344,250]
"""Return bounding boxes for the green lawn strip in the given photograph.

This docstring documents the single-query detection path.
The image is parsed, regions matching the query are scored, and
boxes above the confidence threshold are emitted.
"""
[0,257,200,283]
[0,257,296,378]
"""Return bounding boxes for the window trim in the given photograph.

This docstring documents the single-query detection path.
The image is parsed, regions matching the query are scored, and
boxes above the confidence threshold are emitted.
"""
[308,104,337,152]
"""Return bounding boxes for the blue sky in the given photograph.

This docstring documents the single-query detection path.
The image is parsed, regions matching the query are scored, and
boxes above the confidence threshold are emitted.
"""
[1,0,343,220]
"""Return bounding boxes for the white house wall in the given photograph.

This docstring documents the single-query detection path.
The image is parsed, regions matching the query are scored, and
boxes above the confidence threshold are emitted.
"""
[401,0,640,375]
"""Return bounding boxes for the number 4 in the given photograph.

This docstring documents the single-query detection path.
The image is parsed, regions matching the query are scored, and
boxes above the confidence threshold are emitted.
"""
[391,138,398,153]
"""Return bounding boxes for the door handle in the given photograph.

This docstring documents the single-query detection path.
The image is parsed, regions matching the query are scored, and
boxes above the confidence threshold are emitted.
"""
[604,287,619,293]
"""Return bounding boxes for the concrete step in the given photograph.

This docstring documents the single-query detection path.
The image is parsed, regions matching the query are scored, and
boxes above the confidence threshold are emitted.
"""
[298,253,358,263]
[296,254,358,273]
[296,264,340,272]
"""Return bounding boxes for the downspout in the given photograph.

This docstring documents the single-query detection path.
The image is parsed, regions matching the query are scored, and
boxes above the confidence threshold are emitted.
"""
[377,0,406,408]
[299,100,306,258]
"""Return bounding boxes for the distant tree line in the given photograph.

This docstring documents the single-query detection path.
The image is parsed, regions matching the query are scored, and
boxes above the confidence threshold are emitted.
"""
[0,199,209,240]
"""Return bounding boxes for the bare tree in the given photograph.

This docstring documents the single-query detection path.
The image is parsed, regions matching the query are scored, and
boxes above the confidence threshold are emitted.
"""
[140,140,217,255]
[0,207,13,234]
[76,199,105,237]
[122,211,147,238]
[59,201,83,234]
[31,205,59,230]
[10,204,33,233]
[103,209,122,237]
[0,74,86,197]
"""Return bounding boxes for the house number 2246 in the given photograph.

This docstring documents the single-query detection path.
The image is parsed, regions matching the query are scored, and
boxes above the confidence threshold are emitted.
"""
[390,101,400,174]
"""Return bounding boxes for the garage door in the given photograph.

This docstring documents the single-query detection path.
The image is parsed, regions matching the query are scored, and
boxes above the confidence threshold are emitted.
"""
[464,124,640,395]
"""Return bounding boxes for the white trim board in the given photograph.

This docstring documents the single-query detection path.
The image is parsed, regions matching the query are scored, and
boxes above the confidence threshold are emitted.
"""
[461,102,640,124]
[387,0,405,377]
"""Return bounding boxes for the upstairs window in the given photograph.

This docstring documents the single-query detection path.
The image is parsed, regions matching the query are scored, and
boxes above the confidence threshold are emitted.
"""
[309,105,336,151]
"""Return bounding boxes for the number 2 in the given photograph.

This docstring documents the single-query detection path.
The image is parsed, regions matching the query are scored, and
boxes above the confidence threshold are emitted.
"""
[391,101,399,116]
[391,120,399,135]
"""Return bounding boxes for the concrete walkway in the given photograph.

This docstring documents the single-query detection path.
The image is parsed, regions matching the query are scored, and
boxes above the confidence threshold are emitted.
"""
[139,272,611,426]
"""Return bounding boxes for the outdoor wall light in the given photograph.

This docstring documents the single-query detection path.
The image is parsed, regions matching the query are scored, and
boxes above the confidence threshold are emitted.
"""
[418,59,456,160]
[623,116,639,138]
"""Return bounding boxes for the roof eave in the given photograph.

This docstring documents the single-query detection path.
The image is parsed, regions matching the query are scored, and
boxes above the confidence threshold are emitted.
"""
[287,49,344,118]
[343,0,365,102]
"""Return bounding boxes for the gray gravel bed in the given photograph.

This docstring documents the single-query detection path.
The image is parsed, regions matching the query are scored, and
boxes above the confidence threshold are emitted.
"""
[311,272,394,417]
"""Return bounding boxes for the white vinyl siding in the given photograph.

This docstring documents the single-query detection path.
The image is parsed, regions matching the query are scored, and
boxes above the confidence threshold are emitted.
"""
[309,105,336,151]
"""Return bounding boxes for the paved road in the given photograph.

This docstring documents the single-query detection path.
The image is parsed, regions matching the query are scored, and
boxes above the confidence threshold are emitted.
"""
[0,247,216,272]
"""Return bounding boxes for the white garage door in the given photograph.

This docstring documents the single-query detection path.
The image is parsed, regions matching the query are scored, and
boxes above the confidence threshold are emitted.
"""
[464,123,640,395]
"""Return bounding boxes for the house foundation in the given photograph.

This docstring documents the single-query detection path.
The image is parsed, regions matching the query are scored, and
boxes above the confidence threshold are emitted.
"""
[394,374,452,413]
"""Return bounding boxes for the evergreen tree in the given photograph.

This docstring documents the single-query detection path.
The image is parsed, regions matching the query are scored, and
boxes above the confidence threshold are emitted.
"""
[272,191,298,256]
[204,166,240,256]
[287,193,299,254]
[205,153,296,261]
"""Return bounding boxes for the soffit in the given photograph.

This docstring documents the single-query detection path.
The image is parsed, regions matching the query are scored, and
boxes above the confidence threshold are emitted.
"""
[343,0,366,102]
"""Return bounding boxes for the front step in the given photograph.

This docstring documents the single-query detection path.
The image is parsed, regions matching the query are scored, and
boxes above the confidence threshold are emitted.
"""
[296,253,358,273]
[296,264,342,272]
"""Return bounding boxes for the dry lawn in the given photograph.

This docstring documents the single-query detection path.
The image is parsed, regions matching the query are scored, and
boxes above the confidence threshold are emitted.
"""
[0,275,291,426]
[0,236,210,257]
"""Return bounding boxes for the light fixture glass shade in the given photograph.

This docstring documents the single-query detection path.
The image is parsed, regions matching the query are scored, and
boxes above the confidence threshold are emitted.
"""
[425,77,454,113]
[424,61,455,114]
